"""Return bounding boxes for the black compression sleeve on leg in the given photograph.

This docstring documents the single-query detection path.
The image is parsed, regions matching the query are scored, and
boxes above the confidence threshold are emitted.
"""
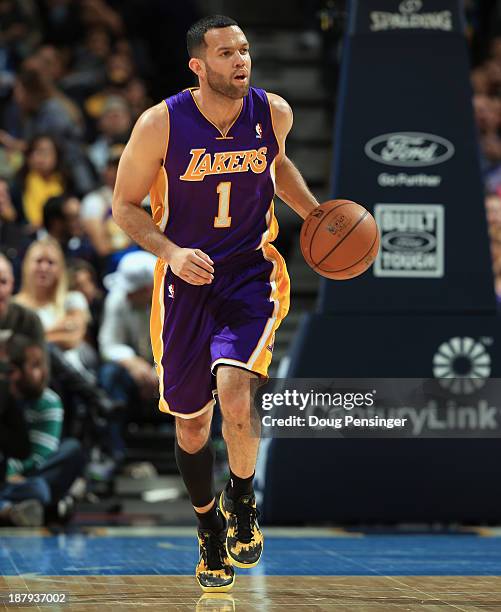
[175,438,216,508]
[228,469,255,500]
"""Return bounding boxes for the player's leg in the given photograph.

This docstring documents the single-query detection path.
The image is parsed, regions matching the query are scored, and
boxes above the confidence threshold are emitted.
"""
[210,246,290,568]
[217,366,259,480]
[150,263,234,592]
[175,409,235,592]
[216,365,263,569]
[175,408,218,525]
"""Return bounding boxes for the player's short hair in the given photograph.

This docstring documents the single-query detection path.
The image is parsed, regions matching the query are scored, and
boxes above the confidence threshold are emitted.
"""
[187,15,239,58]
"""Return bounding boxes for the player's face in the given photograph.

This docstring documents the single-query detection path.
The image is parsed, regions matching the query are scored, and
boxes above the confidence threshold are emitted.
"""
[202,26,251,99]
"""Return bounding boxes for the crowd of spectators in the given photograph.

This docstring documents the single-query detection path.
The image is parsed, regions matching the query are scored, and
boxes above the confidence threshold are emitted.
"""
[473,32,501,301]
[0,0,199,527]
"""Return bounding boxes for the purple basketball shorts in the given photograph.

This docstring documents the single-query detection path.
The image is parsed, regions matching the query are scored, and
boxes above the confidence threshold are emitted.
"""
[150,246,290,418]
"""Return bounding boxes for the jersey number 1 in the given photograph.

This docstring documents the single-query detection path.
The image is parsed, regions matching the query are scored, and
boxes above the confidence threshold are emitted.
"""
[214,182,232,228]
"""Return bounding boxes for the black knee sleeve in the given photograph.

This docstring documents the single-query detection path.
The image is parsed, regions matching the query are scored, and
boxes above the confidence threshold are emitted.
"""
[175,438,215,507]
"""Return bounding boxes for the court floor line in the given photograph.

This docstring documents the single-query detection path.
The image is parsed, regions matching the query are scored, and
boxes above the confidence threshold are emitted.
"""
[313,541,472,610]
[384,576,470,612]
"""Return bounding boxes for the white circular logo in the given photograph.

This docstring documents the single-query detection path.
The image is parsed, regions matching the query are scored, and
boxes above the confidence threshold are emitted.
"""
[433,337,491,394]
[399,0,423,14]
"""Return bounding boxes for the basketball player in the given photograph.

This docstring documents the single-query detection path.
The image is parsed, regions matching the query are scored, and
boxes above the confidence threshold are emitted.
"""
[113,15,318,592]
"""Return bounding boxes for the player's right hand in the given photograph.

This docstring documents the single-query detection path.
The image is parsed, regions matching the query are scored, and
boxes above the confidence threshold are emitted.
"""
[169,247,214,285]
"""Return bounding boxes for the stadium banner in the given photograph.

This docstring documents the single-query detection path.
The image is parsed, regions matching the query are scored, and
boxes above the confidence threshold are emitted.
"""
[263,0,501,522]
[320,0,495,313]
[262,313,501,522]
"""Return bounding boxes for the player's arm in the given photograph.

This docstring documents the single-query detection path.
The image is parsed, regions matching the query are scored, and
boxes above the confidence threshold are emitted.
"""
[112,103,214,285]
[267,93,319,219]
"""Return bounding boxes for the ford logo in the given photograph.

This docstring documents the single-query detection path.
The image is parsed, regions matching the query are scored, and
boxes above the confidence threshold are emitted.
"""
[382,231,436,252]
[365,132,455,167]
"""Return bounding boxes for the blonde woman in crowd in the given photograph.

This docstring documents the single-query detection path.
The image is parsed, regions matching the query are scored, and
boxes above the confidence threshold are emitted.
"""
[13,237,91,373]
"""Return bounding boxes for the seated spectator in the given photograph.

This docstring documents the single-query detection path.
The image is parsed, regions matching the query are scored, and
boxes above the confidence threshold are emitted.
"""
[2,388,50,524]
[33,44,68,87]
[84,52,135,119]
[0,0,41,75]
[0,250,118,431]
[99,251,158,404]
[81,145,136,272]
[88,96,132,173]
[2,68,96,195]
[61,27,110,100]
[0,327,43,528]
[484,59,501,97]
[0,178,17,225]
[0,180,28,276]
[471,67,489,95]
[13,237,93,374]
[4,334,85,524]
[9,134,70,231]
[0,474,50,526]
[42,193,98,267]
[0,342,46,527]
[69,259,104,349]
[0,252,45,345]
[124,78,152,122]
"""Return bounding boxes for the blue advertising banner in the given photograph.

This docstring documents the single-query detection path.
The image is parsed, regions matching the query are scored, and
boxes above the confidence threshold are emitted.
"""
[320,0,495,313]
[262,1,501,523]
[262,314,501,522]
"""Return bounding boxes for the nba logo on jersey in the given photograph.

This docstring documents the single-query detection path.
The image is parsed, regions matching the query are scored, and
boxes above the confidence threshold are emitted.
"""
[267,334,275,353]
[168,283,175,299]
[255,123,263,138]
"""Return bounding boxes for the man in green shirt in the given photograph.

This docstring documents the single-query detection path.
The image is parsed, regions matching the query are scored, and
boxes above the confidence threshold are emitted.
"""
[0,344,47,526]
[1,334,85,524]
[6,335,64,480]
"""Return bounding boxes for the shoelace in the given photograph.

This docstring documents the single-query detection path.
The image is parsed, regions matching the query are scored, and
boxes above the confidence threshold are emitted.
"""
[200,531,225,570]
[235,502,259,544]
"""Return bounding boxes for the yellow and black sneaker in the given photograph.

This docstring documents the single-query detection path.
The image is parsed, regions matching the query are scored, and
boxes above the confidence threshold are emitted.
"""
[219,487,263,568]
[196,526,235,593]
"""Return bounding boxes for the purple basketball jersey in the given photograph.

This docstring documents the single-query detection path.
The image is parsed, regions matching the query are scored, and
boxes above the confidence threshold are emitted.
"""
[150,87,280,262]
[149,87,290,418]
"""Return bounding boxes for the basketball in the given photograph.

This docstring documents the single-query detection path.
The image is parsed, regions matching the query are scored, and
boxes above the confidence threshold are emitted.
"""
[300,200,380,280]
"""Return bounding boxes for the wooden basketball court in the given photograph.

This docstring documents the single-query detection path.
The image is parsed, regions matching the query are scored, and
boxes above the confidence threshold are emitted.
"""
[2,575,501,610]
[1,527,500,610]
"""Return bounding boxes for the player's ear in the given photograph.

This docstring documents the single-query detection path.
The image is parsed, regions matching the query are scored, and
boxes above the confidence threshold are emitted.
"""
[189,57,204,79]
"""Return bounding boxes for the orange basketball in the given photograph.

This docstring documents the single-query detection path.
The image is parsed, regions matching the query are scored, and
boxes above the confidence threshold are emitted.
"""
[300,200,380,280]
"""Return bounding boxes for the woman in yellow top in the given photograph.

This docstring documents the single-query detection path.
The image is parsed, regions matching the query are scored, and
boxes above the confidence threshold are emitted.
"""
[11,135,72,231]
